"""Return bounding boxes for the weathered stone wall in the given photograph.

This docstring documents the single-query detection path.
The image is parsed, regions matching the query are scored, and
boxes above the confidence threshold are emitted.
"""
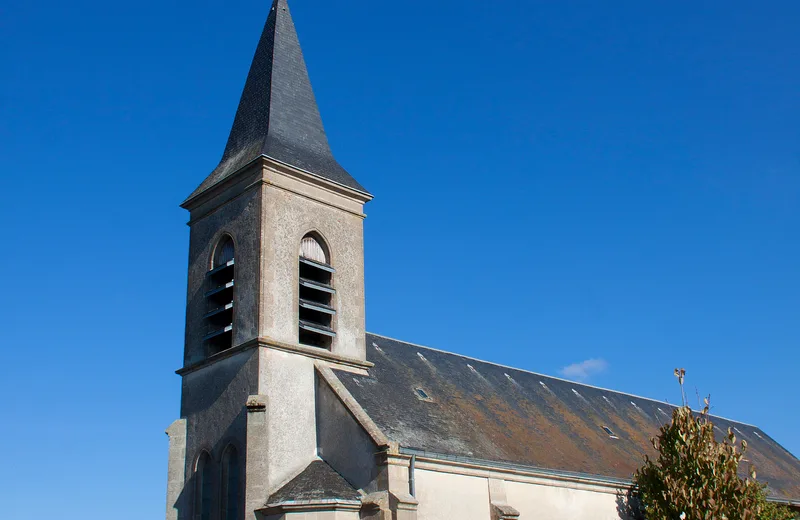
[184,180,262,365]
[258,348,318,494]
[176,157,370,520]
[164,419,187,520]
[316,372,380,493]
[259,177,366,360]
[180,348,258,518]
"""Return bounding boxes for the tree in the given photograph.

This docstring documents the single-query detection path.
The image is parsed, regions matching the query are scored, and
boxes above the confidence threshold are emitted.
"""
[630,369,796,520]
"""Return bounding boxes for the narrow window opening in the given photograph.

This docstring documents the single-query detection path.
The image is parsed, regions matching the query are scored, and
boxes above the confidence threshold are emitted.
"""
[298,234,335,349]
[220,445,240,520]
[204,236,235,356]
[195,451,213,520]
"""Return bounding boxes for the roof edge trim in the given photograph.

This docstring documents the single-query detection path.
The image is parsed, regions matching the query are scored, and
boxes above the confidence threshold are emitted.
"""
[399,447,630,487]
[398,448,800,505]
[182,153,372,210]
[259,498,362,514]
[181,155,265,209]
[262,153,372,198]
[316,363,392,448]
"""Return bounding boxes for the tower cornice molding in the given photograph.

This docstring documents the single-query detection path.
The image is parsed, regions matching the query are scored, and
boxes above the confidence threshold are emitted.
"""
[183,155,370,223]
[176,336,373,377]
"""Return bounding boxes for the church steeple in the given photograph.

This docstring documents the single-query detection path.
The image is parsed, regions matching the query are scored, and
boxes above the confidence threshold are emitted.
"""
[168,3,373,519]
[187,0,367,201]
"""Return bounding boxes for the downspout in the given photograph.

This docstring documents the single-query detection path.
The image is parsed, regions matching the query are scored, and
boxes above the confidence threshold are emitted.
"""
[409,454,416,497]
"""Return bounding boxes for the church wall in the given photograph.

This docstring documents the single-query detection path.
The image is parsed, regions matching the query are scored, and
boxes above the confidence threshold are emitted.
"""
[259,179,366,360]
[184,184,262,365]
[316,372,380,492]
[180,348,259,515]
[259,348,319,493]
[411,464,632,520]
[505,479,623,520]
[414,469,491,520]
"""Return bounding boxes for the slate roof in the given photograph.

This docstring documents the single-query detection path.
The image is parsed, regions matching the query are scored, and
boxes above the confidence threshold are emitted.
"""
[334,333,800,502]
[188,0,367,202]
[267,460,360,505]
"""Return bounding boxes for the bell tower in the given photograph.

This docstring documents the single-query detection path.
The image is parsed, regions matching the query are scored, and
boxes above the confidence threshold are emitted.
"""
[164,1,372,519]
[182,0,371,366]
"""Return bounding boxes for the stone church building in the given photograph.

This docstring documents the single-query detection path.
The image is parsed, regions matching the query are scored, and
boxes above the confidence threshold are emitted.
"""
[164,1,800,518]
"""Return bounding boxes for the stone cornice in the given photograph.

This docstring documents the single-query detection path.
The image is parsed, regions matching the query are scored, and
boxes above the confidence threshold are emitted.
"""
[260,336,373,370]
[258,498,362,515]
[181,157,263,212]
[263,155,372,204]
[176,341,258,376]
[182,155,371,215]
[176,336,372,376]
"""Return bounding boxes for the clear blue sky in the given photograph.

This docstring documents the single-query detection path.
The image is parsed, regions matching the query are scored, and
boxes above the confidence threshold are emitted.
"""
[1,1,798,518]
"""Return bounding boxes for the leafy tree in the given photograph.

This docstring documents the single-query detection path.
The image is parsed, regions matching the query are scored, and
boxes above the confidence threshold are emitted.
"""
[630,369,796,520]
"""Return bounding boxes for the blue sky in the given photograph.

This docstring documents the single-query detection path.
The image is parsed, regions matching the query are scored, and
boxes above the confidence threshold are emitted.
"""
[1,1,798,518]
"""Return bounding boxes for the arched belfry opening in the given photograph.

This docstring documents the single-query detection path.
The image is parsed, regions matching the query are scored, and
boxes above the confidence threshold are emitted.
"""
[298,233,336,349]
[204,235,235,355]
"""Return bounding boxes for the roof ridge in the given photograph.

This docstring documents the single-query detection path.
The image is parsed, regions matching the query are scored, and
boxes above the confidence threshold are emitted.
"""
[366,332,758,428]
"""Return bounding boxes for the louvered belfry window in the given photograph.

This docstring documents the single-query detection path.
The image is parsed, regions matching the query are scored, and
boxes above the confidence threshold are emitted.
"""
[298,234,335,349]
[204,235,235,355]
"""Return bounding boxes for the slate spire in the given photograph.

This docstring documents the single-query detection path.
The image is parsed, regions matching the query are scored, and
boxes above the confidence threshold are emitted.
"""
[188,0,367,199]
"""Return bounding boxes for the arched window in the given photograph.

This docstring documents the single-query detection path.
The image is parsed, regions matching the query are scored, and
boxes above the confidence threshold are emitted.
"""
[298,233,336,349]
[220,445,241,520]
[204,235,235,355]
[214,236,235,267]
[195,451,213,520]
[300,235,327,264]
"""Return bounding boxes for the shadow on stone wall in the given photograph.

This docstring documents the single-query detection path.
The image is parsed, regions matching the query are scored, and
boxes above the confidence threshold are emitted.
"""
[174,415,246,520]
[616,487,645,520]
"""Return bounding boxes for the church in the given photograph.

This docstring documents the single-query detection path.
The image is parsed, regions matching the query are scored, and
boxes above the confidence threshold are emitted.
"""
[164,1,800,519]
